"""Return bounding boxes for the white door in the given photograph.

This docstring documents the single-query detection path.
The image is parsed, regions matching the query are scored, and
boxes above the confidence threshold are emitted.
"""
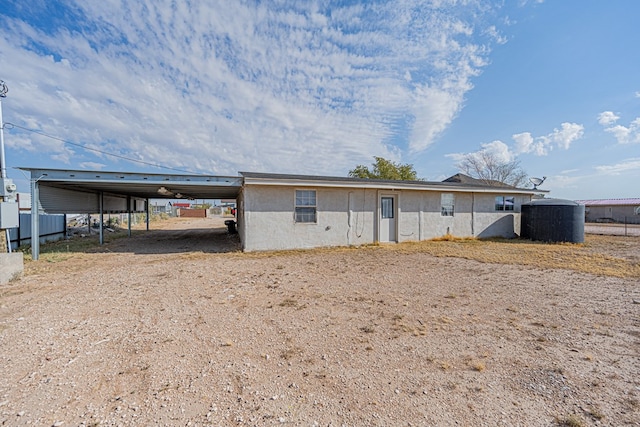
[379,196,397,242]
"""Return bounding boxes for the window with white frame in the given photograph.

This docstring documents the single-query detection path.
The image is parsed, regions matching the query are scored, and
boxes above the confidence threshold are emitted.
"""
[495,196,515,211]
[441,193,454,216]
[381,197,394,219]
[295,190,317,223]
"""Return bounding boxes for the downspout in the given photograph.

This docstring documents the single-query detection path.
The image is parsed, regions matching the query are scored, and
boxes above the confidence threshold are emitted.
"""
[471,192,475,236]
[419,195,423,241]
[347,191,352,245]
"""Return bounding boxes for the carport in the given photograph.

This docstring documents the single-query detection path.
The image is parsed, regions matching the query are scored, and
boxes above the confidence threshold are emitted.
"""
[20,168,243,260]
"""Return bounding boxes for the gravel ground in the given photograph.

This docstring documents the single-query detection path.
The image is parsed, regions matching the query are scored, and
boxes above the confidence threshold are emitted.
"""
[1,217,639,426]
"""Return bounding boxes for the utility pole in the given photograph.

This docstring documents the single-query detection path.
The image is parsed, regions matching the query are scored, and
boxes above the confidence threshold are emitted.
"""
[0,80,19,253]
[0,79,22,284]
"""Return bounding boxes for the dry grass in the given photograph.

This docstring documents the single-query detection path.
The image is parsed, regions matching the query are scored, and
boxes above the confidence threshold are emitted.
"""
[393,235,640,279]
[469,361,486,372]
[556,414,585,427]
[20,222,640,279]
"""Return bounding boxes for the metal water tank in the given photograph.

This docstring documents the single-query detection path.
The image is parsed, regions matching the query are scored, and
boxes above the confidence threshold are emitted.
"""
[521,199,585,243]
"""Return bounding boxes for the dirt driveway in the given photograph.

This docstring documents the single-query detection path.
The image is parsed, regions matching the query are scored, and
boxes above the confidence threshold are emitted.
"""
[1,217,638,426]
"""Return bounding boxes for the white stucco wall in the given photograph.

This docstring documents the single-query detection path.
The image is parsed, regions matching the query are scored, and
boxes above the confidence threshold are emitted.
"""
[241,186,377,251]
[241,185,529,252]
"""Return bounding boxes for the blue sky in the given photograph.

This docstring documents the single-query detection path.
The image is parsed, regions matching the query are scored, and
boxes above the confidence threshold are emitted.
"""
[0,0,638,199]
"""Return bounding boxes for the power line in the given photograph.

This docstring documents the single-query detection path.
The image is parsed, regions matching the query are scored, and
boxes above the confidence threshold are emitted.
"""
[4,122,206,175]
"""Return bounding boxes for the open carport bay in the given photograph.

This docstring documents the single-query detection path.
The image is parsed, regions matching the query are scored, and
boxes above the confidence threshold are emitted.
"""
[91,216,241,254]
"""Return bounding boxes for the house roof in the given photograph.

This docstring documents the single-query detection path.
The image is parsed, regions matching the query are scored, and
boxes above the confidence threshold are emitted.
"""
[442,173,515,188]
[240,171,542,195]
[575,198,640,206]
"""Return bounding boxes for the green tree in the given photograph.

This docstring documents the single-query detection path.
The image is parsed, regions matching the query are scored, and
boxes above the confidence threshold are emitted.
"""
[349,156,420,181]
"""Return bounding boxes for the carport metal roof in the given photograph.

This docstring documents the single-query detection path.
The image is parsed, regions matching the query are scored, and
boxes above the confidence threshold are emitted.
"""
[20,168,243,201]
[19,168,243,261]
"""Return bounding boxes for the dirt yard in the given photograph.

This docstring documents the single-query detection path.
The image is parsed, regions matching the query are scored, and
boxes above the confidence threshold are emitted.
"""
[1,217,638,426]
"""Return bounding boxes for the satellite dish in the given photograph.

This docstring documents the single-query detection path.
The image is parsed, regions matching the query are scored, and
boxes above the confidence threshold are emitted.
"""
[635,206,640,215]
[529,176,547,189]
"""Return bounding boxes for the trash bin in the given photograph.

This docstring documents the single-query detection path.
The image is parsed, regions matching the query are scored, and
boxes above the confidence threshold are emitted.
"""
[224,220,237,234]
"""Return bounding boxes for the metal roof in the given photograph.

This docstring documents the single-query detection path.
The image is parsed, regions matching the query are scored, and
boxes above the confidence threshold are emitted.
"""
[19,167,544,216]
[20,168,243,200]
[240,171,543,195]
[575,198,640,206]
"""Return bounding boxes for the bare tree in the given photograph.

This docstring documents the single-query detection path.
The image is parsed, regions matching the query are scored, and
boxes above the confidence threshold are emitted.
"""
[457,151,528,187]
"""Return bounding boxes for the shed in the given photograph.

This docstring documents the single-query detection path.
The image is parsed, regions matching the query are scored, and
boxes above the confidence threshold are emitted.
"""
[575,198,640,224]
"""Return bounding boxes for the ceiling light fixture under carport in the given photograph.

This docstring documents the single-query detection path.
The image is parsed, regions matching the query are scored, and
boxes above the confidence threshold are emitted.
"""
[157,186,174,196]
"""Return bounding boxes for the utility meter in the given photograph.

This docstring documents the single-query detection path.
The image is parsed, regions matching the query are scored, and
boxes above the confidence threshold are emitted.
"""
[0,178,16,197]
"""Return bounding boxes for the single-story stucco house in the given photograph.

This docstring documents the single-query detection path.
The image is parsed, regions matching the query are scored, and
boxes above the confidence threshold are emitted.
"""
[20,168,545,258]
[237,172,541,252]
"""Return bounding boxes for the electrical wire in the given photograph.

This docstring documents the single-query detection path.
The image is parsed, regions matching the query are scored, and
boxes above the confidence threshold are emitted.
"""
[3,122,207,175]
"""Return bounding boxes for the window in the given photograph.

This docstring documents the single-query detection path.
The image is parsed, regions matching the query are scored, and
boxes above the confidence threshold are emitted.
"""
[495,196,515,211]
[381,197,394,219]
[295,190,317,223]
[441,193,454,217]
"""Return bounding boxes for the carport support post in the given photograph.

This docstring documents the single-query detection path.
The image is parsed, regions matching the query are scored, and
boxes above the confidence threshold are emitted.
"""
[30,177,40,260]
[127,196,132,237]
[99,192,104,245]
[145,199,150,231]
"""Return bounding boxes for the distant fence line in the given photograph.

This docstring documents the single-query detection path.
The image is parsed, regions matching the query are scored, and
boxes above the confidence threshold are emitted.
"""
[584,219,640,237]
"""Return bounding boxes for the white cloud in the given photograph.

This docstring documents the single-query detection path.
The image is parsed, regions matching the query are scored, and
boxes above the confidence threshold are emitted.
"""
[551,122,584,150]
[595,157,640,175]
[0,0,504,175]
[446,139,513,164]
[79,162,106,170]
[597,111,620,125]
[512,122,583,155]
[546,174,582,190]
[513,132,547,155]
[448,121,583,176]
[602,117,640,144]
[484,25,508,45]
[480,140,513,162]
[598,111,640,144]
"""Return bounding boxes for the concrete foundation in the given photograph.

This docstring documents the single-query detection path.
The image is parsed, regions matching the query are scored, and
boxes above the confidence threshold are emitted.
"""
[0,253,23,284]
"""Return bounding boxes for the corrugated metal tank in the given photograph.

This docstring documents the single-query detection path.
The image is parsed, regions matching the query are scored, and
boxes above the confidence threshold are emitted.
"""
[521,199,585,243]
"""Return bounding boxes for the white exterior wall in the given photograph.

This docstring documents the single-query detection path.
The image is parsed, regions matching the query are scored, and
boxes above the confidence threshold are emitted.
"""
[471,193,530,238]
[241,184,530,252]
[396,192,528,241]
[241,185,377,251]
